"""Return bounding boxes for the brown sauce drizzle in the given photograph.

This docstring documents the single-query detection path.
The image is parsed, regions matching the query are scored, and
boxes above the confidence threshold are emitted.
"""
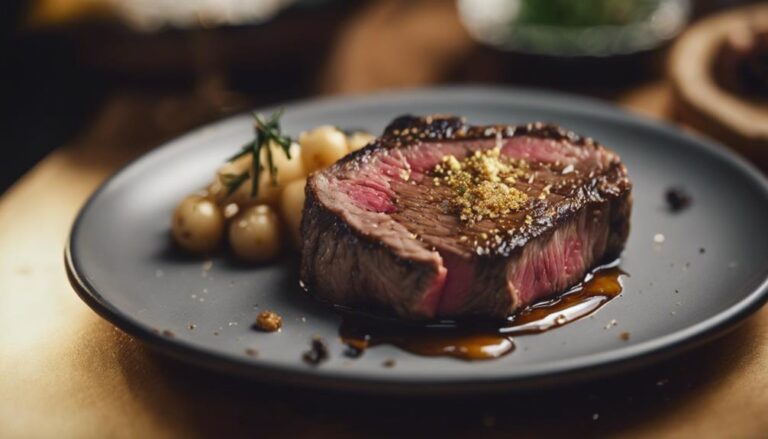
[341,325,516,361]
[339,264,626,361]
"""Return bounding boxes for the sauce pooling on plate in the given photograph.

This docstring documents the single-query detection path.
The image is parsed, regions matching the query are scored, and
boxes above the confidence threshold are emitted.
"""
[340,264,626,361]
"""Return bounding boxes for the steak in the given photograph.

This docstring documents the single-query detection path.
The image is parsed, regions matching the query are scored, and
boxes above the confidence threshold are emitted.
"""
[300,115,632,321]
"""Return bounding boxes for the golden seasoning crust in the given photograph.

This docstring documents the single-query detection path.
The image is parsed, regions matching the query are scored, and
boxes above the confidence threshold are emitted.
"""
[254,310,282,332]
[432,147,531,225]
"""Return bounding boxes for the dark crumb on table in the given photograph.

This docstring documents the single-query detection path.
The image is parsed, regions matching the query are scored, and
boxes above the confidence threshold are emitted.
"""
[161,330,175,338]
[675,289,679,294]
[253,311,282,332]
[382,359,396,368]
[699,247,706,254]
[665,187,691,212]
[620,332,630,341]
[302,336,329,366]
[245,348,258,357]
[188,324,196,330]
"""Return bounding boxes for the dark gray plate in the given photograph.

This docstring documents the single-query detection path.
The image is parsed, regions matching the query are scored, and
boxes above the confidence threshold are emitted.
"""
[66,86,768,394]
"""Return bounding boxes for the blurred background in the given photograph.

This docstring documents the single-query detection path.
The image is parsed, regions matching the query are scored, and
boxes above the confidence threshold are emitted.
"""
[2,0,767,193]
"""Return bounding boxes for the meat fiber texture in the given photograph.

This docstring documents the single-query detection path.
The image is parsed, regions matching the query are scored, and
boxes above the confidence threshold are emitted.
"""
[301,115,632,321]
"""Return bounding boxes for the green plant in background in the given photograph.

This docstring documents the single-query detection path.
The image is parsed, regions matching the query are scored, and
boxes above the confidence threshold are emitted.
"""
[516,0,658,27]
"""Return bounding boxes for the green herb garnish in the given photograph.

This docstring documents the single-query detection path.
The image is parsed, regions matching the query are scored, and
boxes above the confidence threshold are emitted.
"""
[220,172,250,197]
[224,110,292,198]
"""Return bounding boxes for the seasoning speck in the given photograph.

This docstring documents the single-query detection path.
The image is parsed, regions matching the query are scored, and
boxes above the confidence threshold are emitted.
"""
[382,358,396,368]
[699,247,706,254]
[245,348,258,357]
[254,311,282,332]
[188,324,196,330]
[619,332,630,341]
[161,330,175,338]
[302,336,329,366]
[665,187,691,212]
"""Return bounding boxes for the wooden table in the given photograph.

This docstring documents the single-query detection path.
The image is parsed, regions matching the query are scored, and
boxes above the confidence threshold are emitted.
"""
[2,2,767,437]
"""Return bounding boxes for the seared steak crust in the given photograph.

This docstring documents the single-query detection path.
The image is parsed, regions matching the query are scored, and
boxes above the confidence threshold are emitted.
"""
[300,115,632,321]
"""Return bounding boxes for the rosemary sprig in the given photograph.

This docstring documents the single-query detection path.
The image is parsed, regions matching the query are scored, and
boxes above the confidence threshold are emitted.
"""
[220,172,249,197]
[223,110,292,198]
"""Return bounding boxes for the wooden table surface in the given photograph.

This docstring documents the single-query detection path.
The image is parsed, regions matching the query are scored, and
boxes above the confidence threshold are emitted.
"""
[2,2,767,438]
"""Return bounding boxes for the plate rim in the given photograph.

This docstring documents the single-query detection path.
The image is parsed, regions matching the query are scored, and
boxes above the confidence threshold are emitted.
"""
[65,85,768,394]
